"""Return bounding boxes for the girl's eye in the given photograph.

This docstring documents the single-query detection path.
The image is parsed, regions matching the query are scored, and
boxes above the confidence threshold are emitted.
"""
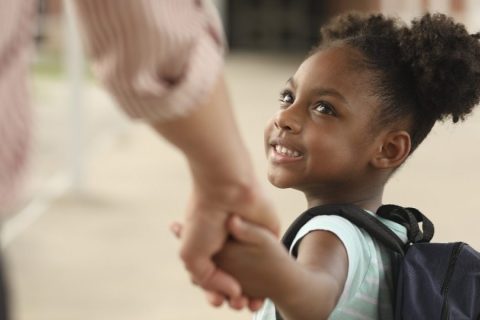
[314,101,336,116]
[279,90,294,107]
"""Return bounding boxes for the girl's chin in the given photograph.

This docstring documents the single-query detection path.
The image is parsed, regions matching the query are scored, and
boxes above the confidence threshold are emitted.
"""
[267,175,294,189]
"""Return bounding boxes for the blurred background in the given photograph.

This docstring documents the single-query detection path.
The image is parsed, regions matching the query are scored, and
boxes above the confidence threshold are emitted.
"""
[1,0,480,319]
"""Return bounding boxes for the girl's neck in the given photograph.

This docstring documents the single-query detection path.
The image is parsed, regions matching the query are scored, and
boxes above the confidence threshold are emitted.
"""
[304,188,385,213]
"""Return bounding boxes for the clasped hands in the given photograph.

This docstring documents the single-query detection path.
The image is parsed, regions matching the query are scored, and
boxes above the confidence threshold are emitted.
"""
[171,184,281,312]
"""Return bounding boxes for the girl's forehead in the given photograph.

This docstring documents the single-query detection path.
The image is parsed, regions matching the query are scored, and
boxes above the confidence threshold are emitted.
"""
[293,47,374,94]
[297,47,363,79]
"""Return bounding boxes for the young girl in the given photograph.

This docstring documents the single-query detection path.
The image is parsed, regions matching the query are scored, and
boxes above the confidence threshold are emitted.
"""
[214,12,480,319]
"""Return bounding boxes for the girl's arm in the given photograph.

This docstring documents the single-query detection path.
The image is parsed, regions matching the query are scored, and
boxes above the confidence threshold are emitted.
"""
[215,216,348,320]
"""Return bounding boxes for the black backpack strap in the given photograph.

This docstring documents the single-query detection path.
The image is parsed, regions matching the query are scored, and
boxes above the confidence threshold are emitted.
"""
[377,205,434,243]
[281,203,406,256]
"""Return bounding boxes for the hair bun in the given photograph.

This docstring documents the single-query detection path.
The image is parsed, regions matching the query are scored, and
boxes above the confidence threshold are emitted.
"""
[399,13,480,122]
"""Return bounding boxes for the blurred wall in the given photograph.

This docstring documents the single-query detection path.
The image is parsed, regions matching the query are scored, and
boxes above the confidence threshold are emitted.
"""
[226,0,380,51]
[224,0,479,51]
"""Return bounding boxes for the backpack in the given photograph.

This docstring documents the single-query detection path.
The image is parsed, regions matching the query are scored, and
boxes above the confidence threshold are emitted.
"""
[276,204,480,320]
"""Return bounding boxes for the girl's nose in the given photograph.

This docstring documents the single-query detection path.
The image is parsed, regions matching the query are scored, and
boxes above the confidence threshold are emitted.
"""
[274,108,302,133]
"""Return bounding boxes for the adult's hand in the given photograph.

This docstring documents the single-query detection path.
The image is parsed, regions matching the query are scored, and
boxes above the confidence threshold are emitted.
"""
[171,193,275,311]
[172,183,274,310]
[181,180,276,305]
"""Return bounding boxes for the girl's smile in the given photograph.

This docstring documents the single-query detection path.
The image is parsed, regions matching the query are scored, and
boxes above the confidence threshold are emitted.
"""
[272,144,302,159]
[269,145,303,164]
[268,137,304,164]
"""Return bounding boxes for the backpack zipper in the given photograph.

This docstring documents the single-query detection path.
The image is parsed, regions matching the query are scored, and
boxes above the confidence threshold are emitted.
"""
[440,242,465,320]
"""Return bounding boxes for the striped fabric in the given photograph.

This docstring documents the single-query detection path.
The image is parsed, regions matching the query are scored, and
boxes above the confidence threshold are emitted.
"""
[0,0,225,209]
[0,0,34,211]
[73,0,225,123]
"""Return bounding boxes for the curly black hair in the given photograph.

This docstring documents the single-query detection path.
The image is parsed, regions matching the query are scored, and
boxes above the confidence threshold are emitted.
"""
[316,12,480,153]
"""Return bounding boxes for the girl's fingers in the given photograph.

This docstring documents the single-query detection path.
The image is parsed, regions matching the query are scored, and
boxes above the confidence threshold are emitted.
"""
[248,298,265,312]
[205,290,225,307]
[206,291,258,311]
[228,295,248,310]
[227,215,268,245]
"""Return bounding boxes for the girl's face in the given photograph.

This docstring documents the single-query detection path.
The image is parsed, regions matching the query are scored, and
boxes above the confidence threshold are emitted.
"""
[264,46,383,199]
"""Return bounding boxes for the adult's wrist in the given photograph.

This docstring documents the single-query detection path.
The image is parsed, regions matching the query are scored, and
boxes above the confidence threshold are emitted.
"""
[189,163,256,212]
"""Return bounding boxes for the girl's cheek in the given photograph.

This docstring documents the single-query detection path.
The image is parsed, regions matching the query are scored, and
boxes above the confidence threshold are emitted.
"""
[264,121,274,142]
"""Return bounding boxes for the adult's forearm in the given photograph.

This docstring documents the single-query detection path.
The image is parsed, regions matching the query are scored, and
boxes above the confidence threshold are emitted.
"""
[72,0,249,193]
[152,74,254,196]
[72,0,253,198]
[154,74,279,235]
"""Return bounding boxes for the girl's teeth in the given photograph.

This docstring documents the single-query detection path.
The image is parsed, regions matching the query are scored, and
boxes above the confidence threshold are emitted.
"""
[275,145,300,157]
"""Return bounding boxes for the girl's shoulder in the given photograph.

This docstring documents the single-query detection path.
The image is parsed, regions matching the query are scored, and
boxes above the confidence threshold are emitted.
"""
[290,214,371,257]
[289,214,404,318]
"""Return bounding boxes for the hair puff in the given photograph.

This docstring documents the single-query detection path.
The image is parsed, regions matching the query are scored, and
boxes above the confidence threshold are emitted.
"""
[400,13,480,123]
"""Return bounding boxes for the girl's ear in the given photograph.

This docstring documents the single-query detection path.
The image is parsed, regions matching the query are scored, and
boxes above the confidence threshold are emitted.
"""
[370,130,411,169]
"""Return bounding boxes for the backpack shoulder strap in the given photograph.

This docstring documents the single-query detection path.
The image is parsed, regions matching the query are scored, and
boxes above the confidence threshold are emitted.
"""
[281,203,406,256]
[377,205,434,243]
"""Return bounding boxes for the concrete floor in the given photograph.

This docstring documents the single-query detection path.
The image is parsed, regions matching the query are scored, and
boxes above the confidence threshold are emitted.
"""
[3,52,480,320]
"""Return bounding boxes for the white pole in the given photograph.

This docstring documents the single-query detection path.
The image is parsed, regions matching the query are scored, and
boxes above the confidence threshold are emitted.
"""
[63,0,86,193]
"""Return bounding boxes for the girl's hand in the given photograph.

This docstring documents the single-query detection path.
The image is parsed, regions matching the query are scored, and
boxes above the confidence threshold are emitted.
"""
[214,216,292,299]
[204,290,265,311]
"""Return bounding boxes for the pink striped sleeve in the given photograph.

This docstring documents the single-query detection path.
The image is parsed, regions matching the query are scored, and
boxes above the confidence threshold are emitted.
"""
[73,0,226,123]
[0,0,34,210]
